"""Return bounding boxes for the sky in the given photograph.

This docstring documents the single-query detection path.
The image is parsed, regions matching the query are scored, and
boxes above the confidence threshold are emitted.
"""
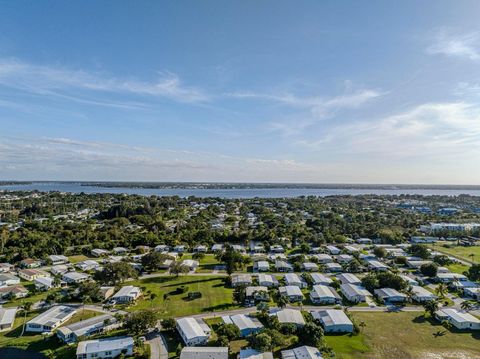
[1,1,480,184]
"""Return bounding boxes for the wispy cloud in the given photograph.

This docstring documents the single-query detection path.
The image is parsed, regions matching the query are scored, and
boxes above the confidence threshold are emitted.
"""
[427,29,480,61]
[0,59,210,104]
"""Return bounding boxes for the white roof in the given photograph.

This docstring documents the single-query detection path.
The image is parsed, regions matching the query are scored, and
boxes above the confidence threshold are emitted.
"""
[0,307,17,326]
[281,345,323,359]
[341,284,370,297]
[112,286,140,298]
[34,277,54,286]
[311,285,336,299]
[436,308,480,324]
[258,274,278,284]
[229,314,263,331]
[240,349,273,359]
[337,273,361,284]
[280,286,304,297]
[374,288,406,299]
[312,309,353,327]
[246,286,268,297]
[274,309,305,325]
[368,260,389,269]
[310,273,332,284]
[27,305,76,327]
[63,271,89,281]
[411,285,436,298]
[180,347,228,359]
[76,336,133,355]
[58,314,115,337]
[285,273,301,284]
[177,317,209,341]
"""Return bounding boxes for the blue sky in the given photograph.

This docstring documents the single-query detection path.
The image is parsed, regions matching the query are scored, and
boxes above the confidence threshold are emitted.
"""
[1,1,480,183]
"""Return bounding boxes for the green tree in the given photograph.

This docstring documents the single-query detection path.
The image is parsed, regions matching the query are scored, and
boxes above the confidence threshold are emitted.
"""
[216,323,240,340]
[95,262,138,285]
[124,310,158,335]
[420,263,438,278]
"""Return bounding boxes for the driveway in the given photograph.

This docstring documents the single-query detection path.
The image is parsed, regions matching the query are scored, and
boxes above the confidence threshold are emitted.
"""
[146,332,168,359]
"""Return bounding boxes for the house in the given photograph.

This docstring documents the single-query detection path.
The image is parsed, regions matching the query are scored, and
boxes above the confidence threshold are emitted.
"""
[337,273,361,285]
[436,273,468,283]
[34,277,55,291]
[0,273,20,286]
[51,264,70,276]
[174,245,186,253]
[0,263,13,273]
[62,271,90,284]
[270,244,285,253]
[180,347,228,359]
[211,244,224,252]
[258,274,279,287]
[279,286,305,302]
[302,262,319,272]
[411,285,437,303]
[76,260,100,271]
[181,259,199,272]
[57,314,119,343]
[111,286,141,303]
[76,336,134,359]
[374,288,407,303]
[99,286,116,300]
[340,284,370,303]
[154,245,170,252]
[222,314,263,337]
[284,273,307,288]
[245,286,269,303]
[313,254,333,264]
[464,287,480,301]
[325,262,342,273]
[435,308,480,330]
[176,317,211,346]
[272,308,305,327]
[367,260,389,272]
[112,247,128,255]
[336,254,354,264]
[0,285,28,299]
[406,259,432,269]
[232,244,246,253]
[254,261,270,272]
[0,307,17,331]
[281,345,322,359]
[356,238,372,245]
[310,285,341,305]
[275,260,293,272]
[231,274,253,287]
[48,255,69,265]
[193,245,207,253]
[399,274,418,286]
[26,305,77,333]
[239,349,273,359]
[326,245,341,255]
[19,258,41,268]
[344,245,359,254]
[310,273,333,286]
[91,248,109,257]
[312,309,354,333]
[18,269,50,281]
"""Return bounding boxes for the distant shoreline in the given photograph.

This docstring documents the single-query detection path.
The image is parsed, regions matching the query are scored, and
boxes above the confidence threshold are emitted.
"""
[1,180,480,190]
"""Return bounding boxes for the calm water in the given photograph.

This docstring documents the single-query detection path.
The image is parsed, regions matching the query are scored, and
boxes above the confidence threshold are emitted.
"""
[2,182,480,198]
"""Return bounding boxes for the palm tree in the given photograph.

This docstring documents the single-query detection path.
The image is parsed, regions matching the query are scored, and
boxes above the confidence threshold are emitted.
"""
[359,321,366,333]
[435,283,448,299]
[20,301,33,337]
[150,293,157,307]
[460,301,474,312]
[468,253,475,263]
[423,299,440,317]
[275,294,289,309]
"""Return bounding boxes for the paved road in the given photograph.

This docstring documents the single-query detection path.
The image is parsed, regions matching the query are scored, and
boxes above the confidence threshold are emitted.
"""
[146,332,168,359]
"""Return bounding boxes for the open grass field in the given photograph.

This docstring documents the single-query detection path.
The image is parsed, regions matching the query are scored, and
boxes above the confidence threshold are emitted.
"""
[67,254,90,263]
[127,275,239,318]
[446,263,470,274]
[327,311,480,359]
[433,242,480,263]
[181,254,223,273]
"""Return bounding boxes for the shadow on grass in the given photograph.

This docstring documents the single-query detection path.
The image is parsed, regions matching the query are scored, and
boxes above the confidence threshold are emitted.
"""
[162,277,224,288]
[202,303,238,312]
[0,348,45,359]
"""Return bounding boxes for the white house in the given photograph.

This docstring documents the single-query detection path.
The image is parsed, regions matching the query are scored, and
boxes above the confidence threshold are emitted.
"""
[302,262,319,272]
[279,286,304,302]
[51,264,70,276]
[112,247,129,255]
[181,259,199,272]
[26,306,77,333]
[245,286,269,303]
[464,287,480,301]
[18,269,50,281]
[310,285,341,305]
[34,277,55,291]
[312,309,354,333]
[367,260,390,272]
[0,273,20,286]
[336,254,354,264]
[48,255,69,265]
[310,273,333,286]
[326,245,341,255]
[111,286,142,303]
[258,274,279,287]
[176,317,211,346]
[62,271,90,284]
[222,314,263,337]
[337,273,361,285]
[340,284,370,303]
[231,274,253,287]
[435,308,480,330]
[76,336,134,359]
[374,288,407,303]
[399,274,418,286]
[313,254,333,264]
[91,248,109,257]
[436,273,468,283]
[281,345,322,359]
[193,245,208,253]
[180,347,228,359]
[325,262,343,273]
[272,308,305,327]
[239,349,273,359]
[0,307,17,331]
[254,261,270,272]
[284,273,307,288]
[411,285,437,303]
[76,260,100,271]
[0,263,13,273]
[57,314,119,343]
[275,260,293,272]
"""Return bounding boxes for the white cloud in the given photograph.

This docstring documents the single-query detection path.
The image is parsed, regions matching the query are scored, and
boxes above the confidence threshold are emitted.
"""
[427,29,480,61]
[0,59,210,104]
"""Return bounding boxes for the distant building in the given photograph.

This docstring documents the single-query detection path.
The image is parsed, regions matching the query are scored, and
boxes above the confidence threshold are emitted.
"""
[48,255,69,265]
[18,268,50,281]
[281,345,323,359]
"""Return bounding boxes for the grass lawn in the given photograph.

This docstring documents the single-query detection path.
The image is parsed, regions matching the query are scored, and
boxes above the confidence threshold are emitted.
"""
[67,254,90,263]
[181,254,223,273]
[126,275,239,318]
[433,243,480,264]
[339,311,480,359]
[3,286,60,308]
[446,263,470,274]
